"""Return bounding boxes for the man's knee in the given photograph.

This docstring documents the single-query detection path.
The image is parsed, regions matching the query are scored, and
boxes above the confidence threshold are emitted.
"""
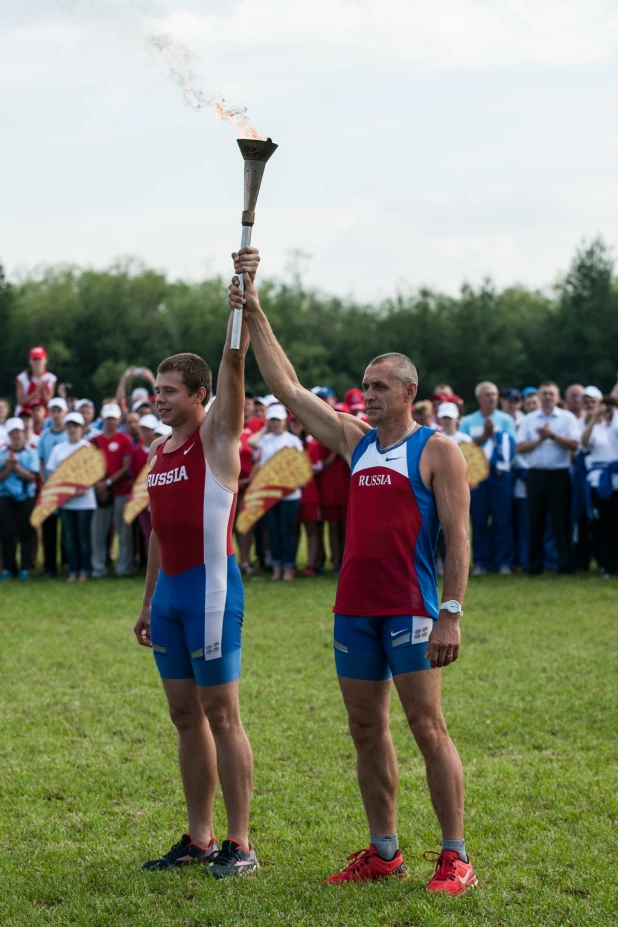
[407,711,448,753]
[201,699,240,737]
[167,698,204,732]
[347,706,388,749]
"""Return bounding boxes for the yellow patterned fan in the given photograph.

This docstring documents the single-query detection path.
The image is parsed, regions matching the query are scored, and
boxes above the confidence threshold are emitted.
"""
[236,447,313,535]
[123,463,150,524]
[459,442,490,486]
[30,446,106,528]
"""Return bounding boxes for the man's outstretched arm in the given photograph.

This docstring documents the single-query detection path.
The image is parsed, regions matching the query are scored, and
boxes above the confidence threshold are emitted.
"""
[229,252,369,459]
[206,248,260,444]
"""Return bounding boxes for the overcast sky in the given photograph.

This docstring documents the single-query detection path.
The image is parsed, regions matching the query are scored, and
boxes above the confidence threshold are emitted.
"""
[2,0,618,299]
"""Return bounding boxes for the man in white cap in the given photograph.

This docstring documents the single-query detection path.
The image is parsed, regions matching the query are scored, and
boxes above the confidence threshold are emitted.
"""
[252,402,303,581]
[46,412,97,582]
[0,418,40,580]
[90,402,134,578]
[436,403,472,445]
[37,397,69,577]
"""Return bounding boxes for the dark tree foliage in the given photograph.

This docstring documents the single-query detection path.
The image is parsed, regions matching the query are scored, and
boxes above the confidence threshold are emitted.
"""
[0,239,616,410]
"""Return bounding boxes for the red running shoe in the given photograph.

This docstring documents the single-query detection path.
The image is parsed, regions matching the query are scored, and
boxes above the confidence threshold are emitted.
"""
[324,844,408,884]
[425,849,478,895]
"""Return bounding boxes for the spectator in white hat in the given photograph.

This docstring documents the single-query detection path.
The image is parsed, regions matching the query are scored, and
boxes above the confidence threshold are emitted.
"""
[0,418,39,579]
[37,397,68,577]
[90,402,134,578]
[154,421,172,438]
[437,403,472,445]
[46,412,97,582]
[253,403,303,581]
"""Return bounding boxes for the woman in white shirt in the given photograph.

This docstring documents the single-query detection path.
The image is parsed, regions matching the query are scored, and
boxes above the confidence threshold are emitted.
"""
[581,398,618,577]
[251,404,303,582]
[46,412,97,583]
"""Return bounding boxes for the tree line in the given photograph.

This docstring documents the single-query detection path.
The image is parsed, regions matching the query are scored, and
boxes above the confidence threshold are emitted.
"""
[0,238,616,407]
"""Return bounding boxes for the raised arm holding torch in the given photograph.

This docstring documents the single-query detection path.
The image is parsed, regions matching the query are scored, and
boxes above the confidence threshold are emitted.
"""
[230,138,278,350]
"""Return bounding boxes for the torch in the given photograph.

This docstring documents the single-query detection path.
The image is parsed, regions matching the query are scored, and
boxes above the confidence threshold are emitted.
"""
[230,137,278,350]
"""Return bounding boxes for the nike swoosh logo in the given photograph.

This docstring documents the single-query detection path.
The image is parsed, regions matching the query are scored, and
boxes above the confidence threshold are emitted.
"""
[385,456,401,462]
[458,872,470,885]
[390,629,407,637]
[184,444,195,455]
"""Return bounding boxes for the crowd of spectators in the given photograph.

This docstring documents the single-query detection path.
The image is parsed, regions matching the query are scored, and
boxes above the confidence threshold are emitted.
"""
[1,346,618,583]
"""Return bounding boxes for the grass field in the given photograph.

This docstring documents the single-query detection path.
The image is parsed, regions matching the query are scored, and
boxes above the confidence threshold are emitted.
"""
[0,572,616,927]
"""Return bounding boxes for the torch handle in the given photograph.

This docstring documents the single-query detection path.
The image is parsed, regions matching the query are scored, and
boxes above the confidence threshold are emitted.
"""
[230,226,253,350]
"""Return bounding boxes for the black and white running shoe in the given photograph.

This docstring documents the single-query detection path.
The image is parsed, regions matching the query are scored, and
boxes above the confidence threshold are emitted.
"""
[142,834,219,870]
[207,839,259,879]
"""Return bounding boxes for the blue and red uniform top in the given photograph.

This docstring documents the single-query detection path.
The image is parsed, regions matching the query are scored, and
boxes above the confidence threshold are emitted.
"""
[147,427,237,577]
[334,426,440,618]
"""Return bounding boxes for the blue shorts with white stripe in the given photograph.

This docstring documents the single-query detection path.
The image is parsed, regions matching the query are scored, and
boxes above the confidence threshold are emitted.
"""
[333,613,436,681]
[150,559,244,687]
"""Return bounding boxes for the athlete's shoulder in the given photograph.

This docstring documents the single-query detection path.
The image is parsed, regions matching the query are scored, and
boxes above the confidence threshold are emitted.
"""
[423,430,467,471]
[148,435,167,464]
[342,413,372,456]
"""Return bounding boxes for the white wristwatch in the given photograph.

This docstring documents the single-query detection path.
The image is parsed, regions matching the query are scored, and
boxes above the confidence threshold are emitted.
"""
[439,600,463,616]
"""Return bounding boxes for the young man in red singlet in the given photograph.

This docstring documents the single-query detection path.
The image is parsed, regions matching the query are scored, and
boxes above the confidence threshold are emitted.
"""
[229,249,477,895]
[133,249,260,879]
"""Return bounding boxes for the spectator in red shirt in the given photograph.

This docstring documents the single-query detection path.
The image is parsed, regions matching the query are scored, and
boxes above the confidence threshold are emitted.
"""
[244,391,266,433]
[253,396,267,421]
[133,413,159,556]
[289,417,324,575]
[124,411,142,445]
[313,400,351,573]
[90,403,134,578]
[16,346,57,413]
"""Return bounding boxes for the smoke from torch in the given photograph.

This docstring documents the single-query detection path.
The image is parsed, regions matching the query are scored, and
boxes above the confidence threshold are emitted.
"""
[150,33,265,140]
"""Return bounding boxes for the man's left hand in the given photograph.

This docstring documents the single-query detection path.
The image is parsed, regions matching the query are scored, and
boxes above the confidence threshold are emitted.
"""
[537,423,553,440]
[426,615,461,668]
[232,246,260,283]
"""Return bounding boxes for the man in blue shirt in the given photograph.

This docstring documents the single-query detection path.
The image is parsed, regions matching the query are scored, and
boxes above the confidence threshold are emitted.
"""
[460,382,516,576]
[37,397,68,577]
[0,418,39,579]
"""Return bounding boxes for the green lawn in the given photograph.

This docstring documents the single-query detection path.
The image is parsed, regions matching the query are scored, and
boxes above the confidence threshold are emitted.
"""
[0,572,616,926]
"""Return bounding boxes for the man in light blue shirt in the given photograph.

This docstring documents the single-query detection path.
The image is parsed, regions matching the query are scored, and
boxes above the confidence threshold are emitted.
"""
[37,397,68,577]
[460,381,515,576]
[0,418,39,579]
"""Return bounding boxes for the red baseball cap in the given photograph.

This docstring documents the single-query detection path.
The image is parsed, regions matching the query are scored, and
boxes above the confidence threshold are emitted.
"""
[334,402,351,414]
[29,346,47,360]
[344,388,365,412]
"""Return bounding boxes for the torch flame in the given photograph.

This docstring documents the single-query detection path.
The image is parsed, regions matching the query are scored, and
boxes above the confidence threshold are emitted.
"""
[215,101,265,141]
[151,33,265,140]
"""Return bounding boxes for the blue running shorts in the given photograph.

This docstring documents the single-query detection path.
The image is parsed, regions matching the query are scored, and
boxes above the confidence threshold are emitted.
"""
[333,614,437,681]
[150,559,244,687]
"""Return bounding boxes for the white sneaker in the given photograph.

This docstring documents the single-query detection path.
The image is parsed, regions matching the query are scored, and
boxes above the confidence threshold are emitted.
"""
[471,566,487,577]
[498,566,513,576]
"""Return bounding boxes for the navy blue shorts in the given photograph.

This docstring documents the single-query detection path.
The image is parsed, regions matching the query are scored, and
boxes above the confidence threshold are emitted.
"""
[333,614,436,681]
[150,558,244,687]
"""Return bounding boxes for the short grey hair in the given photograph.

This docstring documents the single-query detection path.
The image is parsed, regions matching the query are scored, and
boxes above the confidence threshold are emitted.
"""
[475,380,498,399]
[367,352,418,387]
